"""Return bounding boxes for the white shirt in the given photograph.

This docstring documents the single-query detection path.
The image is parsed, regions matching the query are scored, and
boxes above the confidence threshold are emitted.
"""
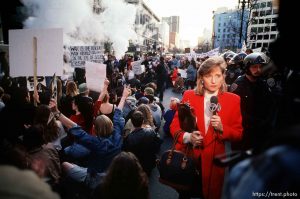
[183,90,218,143]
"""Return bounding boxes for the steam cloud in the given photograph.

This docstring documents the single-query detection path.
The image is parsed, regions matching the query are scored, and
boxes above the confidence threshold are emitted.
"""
[22,0,138,59]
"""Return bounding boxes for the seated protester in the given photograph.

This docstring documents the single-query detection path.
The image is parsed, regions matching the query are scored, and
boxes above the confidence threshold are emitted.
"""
[34,104,67,151]
[23,124,62,188]
[122,95,137,122]
[60,81,78,118]
[163,97,180,136]
[93,152,149,199]
[0,165,60,199]
[144,87,162,131]
[49,85,130,189]
[78,83,93,104]
[173,73,185,93]
[170,66,179,86]
[123,111,162,176]
[123,103,156,138]
[70,95,94,134]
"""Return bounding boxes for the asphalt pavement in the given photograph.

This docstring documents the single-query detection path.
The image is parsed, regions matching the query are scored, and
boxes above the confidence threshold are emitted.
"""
[149,87,182,199]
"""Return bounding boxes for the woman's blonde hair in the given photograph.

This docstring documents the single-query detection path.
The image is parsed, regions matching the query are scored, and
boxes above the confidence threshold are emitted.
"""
[66,81,79,97]
[94,115,113,137]
[195,56,227,95]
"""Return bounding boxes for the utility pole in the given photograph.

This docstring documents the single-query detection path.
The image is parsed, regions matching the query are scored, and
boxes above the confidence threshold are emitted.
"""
[238,0,250,47]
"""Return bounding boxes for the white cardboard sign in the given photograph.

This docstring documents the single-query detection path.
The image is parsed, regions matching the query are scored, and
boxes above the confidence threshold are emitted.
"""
[9,28,63,77]
[85,61,106,92]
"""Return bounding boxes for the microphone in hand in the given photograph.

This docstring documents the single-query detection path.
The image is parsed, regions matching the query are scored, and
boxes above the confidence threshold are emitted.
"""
[209,96,222,134]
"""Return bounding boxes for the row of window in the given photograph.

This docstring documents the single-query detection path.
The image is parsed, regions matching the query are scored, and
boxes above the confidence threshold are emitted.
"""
[251,17,277,25]
[251,25,277,33]
[250,34,277,41]
[250,42,270,49]
[253,1,273,9]
[252,8,278,18]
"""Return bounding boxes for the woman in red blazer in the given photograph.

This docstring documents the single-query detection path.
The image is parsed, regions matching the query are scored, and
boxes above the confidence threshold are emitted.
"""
[170,56,243,199]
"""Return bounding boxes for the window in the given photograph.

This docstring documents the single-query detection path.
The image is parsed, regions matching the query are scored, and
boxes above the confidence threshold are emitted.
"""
[253,3,259,9]
[267,1,272,7]
[257,43,262,47]
[218,35,220,38]
[270,34,276,39]
[227,34,231,38]
[258,27,263,33]
[265,18,271,24]
[257,35,263,40]
[260,2,266,8]
[252,19,258,24]
[264,26,270,32]
[259,19,264,24]
[218,23,221,27]
[266,10,272,16]
[223,28,226,32]
[223,22,226,26]
[263,43,269,47]
[251,27,258,33]
[252,11,259,17]
[260,10,266,17]
[250,35,256,40]
[271,26,277,31]
[263,35,270,40]
[251,43,256,49]
[272,18,277,23]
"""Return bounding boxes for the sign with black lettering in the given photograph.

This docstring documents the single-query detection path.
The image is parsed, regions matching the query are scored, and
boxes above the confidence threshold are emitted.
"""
[69,46,105,67]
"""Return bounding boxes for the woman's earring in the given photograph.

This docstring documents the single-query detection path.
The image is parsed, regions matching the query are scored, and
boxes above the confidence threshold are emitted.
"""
[201,80,204,85]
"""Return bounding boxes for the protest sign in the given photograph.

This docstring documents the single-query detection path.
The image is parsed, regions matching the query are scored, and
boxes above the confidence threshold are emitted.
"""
[85,61,106,92]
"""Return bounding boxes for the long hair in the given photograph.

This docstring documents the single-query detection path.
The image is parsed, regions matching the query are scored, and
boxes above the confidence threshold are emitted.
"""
[73,95,94,131]
[34,104,59,143]
[101,152,149,199]
[195,56,227,95]
[136,104,155,128]
[66,81,79,97]
[94,114,113,137]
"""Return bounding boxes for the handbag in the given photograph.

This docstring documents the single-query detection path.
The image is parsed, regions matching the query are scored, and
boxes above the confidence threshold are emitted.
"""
[157,132,200,191]
[157,102,201,191]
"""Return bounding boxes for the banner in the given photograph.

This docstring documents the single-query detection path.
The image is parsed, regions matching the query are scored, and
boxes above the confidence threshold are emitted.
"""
[69,46,105,67]
[185,47,220,59]
[85,61,106,92]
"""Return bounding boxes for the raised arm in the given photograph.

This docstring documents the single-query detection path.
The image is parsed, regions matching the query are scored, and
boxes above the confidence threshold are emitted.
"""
[117,85,130,110]
[97,79,110,101]
[49,99,76,130]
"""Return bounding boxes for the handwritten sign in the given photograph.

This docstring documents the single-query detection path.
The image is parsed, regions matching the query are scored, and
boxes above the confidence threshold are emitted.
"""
[69,46,105,67]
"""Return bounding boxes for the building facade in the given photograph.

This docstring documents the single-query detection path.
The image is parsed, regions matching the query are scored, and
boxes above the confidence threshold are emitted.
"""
[212,8,249,52]
[127,0,162,53]
[162,16,180,48]
[247,0,278,51]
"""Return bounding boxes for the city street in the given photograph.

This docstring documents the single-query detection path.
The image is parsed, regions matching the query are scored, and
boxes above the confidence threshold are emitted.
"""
[149,87,182,199]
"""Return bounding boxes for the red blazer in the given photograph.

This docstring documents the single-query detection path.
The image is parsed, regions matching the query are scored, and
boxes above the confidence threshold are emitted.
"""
[170,90,243,199]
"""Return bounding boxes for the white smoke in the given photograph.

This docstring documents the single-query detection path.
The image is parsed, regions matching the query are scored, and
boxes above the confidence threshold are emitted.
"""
[22,0,138,59]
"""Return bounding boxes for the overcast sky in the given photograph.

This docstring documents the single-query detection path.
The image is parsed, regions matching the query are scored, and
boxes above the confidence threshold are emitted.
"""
[145,0,238,46]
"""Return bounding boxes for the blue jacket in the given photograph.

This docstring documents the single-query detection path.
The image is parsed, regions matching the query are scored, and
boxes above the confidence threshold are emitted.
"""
[69,108,125,174]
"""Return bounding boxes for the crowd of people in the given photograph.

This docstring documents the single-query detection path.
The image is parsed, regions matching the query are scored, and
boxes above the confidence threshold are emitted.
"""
[0,0,299,198]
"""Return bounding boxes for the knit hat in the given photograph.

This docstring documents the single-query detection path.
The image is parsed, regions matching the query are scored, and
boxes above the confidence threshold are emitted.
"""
[78,83,88,94]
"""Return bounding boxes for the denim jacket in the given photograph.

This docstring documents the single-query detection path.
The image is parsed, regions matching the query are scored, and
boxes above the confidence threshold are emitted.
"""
[69,108,125,174]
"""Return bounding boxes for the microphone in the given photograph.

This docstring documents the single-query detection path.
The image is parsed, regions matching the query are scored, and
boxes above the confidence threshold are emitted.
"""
[209,96,222,134]
[209,96,219,115]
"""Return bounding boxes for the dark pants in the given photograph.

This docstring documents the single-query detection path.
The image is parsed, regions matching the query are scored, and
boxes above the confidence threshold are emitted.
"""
[157,81,165,101]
